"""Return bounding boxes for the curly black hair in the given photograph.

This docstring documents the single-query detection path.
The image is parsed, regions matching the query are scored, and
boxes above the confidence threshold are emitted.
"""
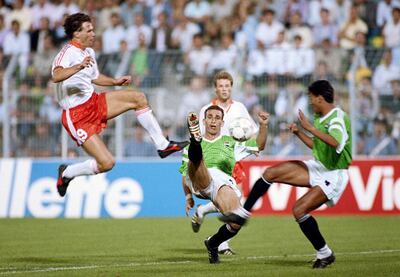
[63,13,91,40]
[308,80,334,103]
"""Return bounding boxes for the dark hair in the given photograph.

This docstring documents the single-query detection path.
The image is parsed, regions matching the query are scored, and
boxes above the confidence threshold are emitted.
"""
[308,80,334,103]
[64,13,91,40]
[204,105,224,119]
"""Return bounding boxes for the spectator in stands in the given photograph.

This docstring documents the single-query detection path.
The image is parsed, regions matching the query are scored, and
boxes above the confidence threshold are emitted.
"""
[246,40,267,85]
[177,76,210,126]
[232,2,257,51]
[54,13,69,45]
[149,0,172,28]
[30,0,56,31]
[208,33,238,75]
[265,30,290,80]
[27,121,59,157]
[275,81,308,123]
[184,33,212,78]
[126,12,152,51]
[255,9,284,48]
[183,0,211,31]
[171,15,200,52]
[39,81,62,140]
[150,11,173,52]
[0,14,8,49]
[372,50,400,95]
[383,7,400,48]
[313,61,337,83]
[330,0,351,26]
[283,0,309,25]
[356,76,379,135]
[376,0,400,29]
[363,116,398,156]
[54,0,80,27]
[313,8,338,46]
[130,33,149,88]
[96,0,120,34]
[287,11,313,47]
[30,16,56,53]
[238,80,259,111]
[338,4,368,49]
[14,92,37,146]
[270,122,304,157]
[210,0,236,23]
[102,12,125,54]
[6,0,31,32]
[287,35,315,82]
[124,124,157,157]
[3,20,30,78]
[120,0,146,27]
[33,34,57,86]
[315,39,347,80]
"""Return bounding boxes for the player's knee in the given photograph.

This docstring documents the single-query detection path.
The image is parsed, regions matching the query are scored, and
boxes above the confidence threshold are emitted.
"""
[292,203,306,220]
[133,91,148,109]
[97,158,115,172]
[228,223,241,231]
[263,168,275,182]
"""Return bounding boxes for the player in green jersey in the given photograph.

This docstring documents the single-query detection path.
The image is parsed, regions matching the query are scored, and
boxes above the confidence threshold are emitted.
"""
[221,80,352,269]
[180,105,269,263]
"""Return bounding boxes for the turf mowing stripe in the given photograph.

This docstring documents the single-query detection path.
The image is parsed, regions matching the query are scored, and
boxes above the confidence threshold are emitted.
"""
[1,249,399,275]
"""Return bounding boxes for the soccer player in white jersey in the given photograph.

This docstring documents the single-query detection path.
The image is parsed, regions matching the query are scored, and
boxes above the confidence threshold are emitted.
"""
[180,106,269,263]
[52,13,188,197]
[221,80,352,269]
[192,71,258,254]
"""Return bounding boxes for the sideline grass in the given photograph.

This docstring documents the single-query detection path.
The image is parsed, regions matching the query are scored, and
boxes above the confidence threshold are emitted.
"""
[0,216,399,276]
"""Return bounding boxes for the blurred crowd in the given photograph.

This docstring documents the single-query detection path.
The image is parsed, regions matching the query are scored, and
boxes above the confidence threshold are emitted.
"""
[0,0,399,157]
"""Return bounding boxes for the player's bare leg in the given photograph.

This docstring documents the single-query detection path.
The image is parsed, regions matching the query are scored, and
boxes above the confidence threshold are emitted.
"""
[106,89,188,158]
[57,134,112,197]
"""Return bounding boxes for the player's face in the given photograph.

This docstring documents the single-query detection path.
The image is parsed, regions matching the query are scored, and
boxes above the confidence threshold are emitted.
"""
[77,22,95,47]
[204,109,224,136]
[308,93,322,114]
[215,79,232,102]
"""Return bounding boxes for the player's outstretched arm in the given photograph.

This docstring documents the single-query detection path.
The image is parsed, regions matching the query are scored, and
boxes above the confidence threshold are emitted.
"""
[92,74,132,87]
[52,56,94,83]
[256,111,269,151]
[182,176,194,216]
[298,110,339,149]
[289,122,313,149]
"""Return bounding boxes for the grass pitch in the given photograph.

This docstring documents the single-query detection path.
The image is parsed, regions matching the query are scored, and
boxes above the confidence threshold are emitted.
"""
[0,216,399,276]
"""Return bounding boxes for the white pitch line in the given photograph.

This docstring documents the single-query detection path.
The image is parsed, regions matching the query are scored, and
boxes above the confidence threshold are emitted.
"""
[1,249,399,275]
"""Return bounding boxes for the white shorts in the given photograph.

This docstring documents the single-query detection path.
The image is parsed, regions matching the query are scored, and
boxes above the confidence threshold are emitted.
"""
[303,159,349,206]
[186,168,242,202]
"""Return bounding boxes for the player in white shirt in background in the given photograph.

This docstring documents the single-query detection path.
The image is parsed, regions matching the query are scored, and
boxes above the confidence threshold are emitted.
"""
[52,13,188,197]
[191,71,258,255]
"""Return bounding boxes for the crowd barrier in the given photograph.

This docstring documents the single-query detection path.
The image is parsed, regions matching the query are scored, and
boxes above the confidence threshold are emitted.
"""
[0,158,399,218]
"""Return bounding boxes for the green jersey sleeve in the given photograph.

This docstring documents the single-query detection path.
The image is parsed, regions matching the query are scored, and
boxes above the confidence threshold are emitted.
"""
[328,117,348,154]
[179,146,189,176]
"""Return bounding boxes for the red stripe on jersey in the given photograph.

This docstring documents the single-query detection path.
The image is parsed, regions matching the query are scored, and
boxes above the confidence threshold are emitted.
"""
[55,44,72,67]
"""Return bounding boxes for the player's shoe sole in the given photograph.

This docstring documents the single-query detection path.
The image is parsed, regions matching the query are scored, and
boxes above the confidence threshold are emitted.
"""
[187,112,202,143]
[313,252,335,269]
[158,140,189,158]
[204,237,219,264]
[56,164,73,197]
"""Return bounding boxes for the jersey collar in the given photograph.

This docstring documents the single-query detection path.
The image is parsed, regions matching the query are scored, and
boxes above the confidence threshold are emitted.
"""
[69,40,85,50]
[211,98,234,113]
[319,107,339,123]
[203,135,222,143]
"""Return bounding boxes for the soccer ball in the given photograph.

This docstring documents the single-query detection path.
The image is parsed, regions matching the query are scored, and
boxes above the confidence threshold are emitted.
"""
[229,117,254,142]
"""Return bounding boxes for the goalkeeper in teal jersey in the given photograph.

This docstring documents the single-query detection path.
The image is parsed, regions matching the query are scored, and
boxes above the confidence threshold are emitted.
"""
[180,105,269,263]
[221,80,352,269]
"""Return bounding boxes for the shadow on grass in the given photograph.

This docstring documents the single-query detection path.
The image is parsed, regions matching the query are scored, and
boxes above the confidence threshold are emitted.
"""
[10,257,74,264]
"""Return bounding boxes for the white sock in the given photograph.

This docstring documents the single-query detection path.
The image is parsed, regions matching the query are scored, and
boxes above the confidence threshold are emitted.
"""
[232,206,251,218]
[136,107,169,150]
[62,159,99,178]
[218,240,231,251]
[316,244,332,259]
[198,202,218,217]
